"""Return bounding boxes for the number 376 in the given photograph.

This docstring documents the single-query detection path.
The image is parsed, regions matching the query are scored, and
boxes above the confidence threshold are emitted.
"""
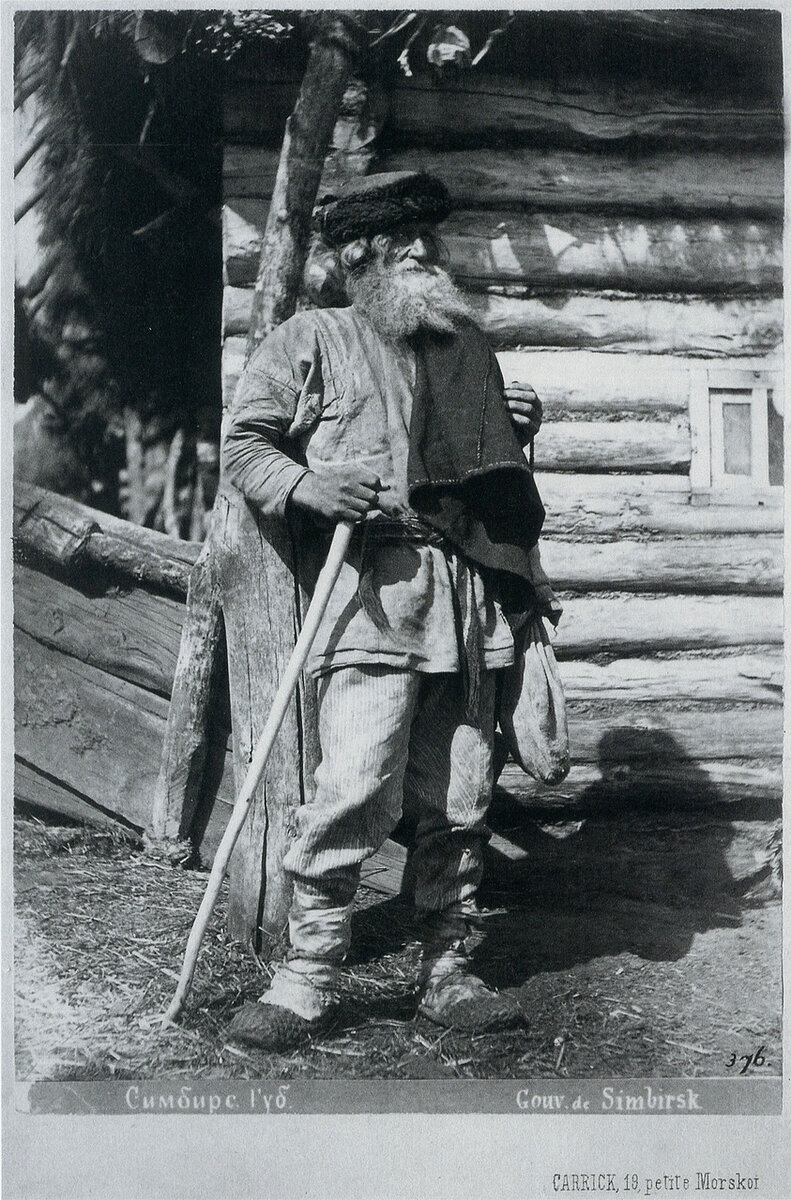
[726,1046,767,1074]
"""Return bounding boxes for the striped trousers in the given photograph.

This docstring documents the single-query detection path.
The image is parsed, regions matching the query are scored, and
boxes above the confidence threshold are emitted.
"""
[281,664,496,971]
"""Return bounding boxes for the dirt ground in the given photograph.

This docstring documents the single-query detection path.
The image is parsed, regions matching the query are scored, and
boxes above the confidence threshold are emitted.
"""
[13,815,781,1082]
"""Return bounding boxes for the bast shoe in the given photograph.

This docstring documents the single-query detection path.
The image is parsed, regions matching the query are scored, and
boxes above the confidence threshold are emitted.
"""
[226,1000,337,1053]
[417,970,525,1033]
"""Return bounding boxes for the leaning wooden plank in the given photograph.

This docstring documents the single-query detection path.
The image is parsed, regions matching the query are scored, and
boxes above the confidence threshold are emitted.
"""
[213,485,306,943]
[498,758,783,807]
[553,594,783,657]
[13,481,199,595]
[386,75,784,147]
[14,630,171,829]
[539,474,783,536]
[13,562,185,698]
[536,420,689,474]
[14,758,133,831]
[147,545,225,861]
[223,287,783,356]
[540,533,783,595]
[373,147,784,216]
[14,629,237,834]
[559,652,783,707]
[224,200,782,292]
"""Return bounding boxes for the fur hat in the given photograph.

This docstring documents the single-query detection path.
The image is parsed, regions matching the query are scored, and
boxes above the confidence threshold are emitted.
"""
[314,171,452,248]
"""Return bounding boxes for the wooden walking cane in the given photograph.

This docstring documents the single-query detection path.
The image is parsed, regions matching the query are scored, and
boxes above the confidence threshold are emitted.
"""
[165,520,355,1022]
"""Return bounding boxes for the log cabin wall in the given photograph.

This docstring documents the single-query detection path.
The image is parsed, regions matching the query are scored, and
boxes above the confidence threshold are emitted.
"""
[220,15,784,813]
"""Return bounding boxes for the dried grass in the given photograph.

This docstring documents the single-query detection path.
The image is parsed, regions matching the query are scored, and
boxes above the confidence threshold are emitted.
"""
[13,815,782,1081]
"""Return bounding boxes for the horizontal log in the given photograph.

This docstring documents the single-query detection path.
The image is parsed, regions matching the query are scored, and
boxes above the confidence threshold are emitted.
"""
[538,474,783,536]
[223,286,783,356]
[224,200,781,293]
[13,481,199,596]
[224,77,784,148]
[445,210,781,294]
[536,420,689,473]
[561,703,782,763]
[498,757,782,807]
[14,562,185,697]
[224,198,781,293]
[374,147,784,217]
[540,534,783,595]
[560,652,783,707]
[386,75,784,148]
[14,630,236,842]
[471,293,784,355]
[554,594,783,657]
[501,350,683,415]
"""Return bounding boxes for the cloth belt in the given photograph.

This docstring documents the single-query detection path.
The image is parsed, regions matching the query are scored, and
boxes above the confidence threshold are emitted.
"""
[354,516,485,724]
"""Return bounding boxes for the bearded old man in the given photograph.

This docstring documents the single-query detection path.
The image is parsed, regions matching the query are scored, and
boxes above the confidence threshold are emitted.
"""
[222,171,553,1051]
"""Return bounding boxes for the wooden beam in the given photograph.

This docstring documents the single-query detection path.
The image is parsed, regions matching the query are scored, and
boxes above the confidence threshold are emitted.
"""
[13,562,185,698]
[386,75,784,148]
[15,630,172,830]
[445,211,781,294]
[14,628,237,846]
[214,486,306,943]
[554,594,783,657]
[536,419,689,474]
[473,293,783,355]
[561,703,782,763]
[540,533,783,595]
[374,147,784,217]
[14,759,136,832]
[498,757,782,807]
[224,199,782,293]
[223,286,783,356]
[13,481,198,596]
[560,652,783,707]
[539,474,783,536]
[146,546,225,861]
[226,76,784,148]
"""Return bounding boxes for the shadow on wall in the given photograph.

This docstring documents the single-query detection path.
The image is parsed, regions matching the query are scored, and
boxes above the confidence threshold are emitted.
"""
[350,727,780,986]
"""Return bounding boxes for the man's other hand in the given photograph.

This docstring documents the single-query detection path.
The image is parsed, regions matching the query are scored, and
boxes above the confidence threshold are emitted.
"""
[506,383,543,444]
[290,464,382,522]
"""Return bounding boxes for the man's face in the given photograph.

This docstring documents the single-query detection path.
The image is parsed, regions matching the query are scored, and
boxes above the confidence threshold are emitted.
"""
[378,224,445,274]
[344,221,470,339]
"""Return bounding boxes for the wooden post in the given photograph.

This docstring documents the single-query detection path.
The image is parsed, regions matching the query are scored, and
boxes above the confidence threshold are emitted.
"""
[145,542,224,863]
[244,13,368,358]
[146,13,369,944]
[223,12,368,945]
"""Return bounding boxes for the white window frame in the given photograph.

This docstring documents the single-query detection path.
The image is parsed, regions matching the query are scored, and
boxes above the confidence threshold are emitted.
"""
[689,365,783,504]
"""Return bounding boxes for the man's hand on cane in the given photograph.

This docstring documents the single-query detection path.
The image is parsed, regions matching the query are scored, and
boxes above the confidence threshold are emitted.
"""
[291,464,383,522]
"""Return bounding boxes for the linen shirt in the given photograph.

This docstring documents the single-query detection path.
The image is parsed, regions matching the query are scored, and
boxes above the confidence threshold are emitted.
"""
[222,306,515,676]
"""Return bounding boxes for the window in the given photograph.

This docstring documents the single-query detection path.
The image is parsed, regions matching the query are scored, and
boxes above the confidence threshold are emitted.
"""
[689,367,783,501]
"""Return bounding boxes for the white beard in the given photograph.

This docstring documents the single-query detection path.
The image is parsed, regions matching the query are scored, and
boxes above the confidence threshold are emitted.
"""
[346,257,474,341]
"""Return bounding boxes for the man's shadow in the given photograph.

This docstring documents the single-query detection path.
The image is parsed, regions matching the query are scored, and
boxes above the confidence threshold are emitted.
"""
[349,726,778,992]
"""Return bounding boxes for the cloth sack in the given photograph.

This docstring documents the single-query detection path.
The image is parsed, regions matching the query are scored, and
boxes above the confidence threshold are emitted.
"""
[498,615,570,785]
